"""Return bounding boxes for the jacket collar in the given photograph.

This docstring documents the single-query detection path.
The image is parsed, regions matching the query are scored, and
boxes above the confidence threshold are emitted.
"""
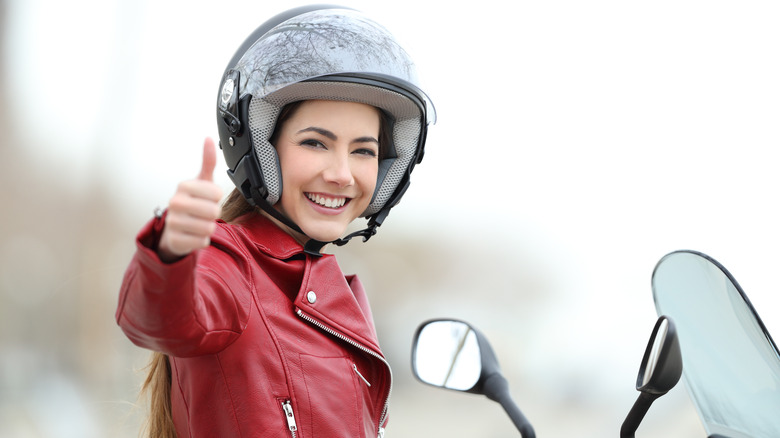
[230,213,306,260]
[230,213,383,355]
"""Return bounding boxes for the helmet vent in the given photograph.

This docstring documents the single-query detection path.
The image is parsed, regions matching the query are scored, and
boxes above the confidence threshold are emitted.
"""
[247,99,283,204]
[365,117,421,215]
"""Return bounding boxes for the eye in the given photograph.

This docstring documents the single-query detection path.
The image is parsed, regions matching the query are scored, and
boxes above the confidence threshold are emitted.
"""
[353,147,378,158]
[300,139,326,149]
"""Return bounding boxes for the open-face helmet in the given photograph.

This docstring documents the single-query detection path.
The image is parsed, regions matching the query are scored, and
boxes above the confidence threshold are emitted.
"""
[216,4,436,252]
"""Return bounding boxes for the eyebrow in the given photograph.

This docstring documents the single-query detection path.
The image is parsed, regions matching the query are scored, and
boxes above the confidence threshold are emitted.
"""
[297,126,379,144]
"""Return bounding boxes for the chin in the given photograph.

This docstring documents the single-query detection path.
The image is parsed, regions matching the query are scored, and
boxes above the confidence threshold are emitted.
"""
[301,225,348,243]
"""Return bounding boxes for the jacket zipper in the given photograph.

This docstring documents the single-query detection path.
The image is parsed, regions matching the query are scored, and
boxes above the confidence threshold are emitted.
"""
[296,308,391,438]
[352,363,372,387]
[281,400,298,438]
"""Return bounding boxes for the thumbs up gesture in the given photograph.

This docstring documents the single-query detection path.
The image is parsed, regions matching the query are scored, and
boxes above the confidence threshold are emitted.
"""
[158,138,224,263]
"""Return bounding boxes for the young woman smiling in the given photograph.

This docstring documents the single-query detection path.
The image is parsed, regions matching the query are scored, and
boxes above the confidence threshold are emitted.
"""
[273,100,383,244]
[115,5,435,438]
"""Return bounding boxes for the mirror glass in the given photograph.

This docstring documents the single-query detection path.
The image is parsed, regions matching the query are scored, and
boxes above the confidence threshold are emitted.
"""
[641,317,669,388]
[413,320,482,391]
[653,250,780,438]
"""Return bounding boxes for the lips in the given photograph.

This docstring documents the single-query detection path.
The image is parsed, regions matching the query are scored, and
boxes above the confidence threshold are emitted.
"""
[306,193,348,209]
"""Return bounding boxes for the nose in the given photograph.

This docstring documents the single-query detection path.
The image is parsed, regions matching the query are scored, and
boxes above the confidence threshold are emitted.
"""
[322,152,355,188]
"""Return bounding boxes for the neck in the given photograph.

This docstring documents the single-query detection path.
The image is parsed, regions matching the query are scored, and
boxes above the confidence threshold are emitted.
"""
[258,209,326,250]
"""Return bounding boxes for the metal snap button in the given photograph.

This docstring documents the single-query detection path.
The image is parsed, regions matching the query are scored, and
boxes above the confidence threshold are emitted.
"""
[307,291,317,304]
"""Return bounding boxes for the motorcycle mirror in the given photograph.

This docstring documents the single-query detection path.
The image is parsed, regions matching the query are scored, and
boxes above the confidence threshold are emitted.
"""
[620,315,682,438]
[411,319,482,391]
[637,316,682,395]
[412,319,536,438]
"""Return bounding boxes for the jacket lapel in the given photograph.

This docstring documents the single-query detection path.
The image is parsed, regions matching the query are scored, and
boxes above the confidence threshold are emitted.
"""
[295,254,382,355]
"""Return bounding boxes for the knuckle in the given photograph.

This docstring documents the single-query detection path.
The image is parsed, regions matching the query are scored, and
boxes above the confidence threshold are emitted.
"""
[211,186,224,201]
[168,196,187,212]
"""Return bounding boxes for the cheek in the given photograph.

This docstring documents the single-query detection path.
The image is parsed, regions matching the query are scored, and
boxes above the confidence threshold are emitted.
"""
[357,161,379,193]
[279,148,313,188]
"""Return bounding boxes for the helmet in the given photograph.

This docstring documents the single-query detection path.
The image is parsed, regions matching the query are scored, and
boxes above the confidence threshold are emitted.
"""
[216,4,436,250]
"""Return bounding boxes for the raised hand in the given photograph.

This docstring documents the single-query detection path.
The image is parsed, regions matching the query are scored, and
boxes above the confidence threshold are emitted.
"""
[157,138,223,262]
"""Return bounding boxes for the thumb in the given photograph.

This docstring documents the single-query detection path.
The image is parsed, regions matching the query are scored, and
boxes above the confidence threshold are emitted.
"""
[198,137,217,181]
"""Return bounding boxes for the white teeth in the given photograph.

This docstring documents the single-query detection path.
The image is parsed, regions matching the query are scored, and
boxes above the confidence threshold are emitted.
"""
[307,193,346,208]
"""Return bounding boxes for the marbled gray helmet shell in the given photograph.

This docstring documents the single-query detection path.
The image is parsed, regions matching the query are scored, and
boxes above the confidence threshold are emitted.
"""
[221,8,436,217]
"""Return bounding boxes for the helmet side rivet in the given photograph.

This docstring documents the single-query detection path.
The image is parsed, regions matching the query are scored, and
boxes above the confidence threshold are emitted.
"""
[229,137,235,147]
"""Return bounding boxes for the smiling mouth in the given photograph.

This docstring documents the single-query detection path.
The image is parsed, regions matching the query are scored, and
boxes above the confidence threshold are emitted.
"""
[306,193,349,209]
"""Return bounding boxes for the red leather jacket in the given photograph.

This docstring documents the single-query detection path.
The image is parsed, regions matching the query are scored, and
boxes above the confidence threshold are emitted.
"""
[116,213,391,437]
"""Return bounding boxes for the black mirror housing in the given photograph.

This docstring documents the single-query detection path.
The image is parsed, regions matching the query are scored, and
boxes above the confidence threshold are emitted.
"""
[637,316,683,395]
[411,318,536,438]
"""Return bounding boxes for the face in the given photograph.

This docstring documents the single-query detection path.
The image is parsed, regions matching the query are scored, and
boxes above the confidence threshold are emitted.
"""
[273,100,381,243]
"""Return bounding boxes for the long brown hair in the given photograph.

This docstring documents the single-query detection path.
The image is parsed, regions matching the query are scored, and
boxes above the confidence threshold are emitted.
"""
[140,352,175,437]
[139,100,390,437]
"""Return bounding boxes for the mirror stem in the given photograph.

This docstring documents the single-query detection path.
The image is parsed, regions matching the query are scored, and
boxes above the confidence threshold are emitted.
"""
[483,373,536,438]
[620,392,660,438]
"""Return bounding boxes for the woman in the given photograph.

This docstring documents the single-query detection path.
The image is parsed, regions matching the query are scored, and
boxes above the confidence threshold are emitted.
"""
[116,5,435,438]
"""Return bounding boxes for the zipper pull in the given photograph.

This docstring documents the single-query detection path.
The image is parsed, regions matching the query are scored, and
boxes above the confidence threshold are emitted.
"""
[281,400,298,433]
[378,426,385,438]
[353,363,372,387]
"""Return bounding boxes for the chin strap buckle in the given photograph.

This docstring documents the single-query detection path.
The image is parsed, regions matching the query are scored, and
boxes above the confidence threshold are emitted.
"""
[333,224,379,247]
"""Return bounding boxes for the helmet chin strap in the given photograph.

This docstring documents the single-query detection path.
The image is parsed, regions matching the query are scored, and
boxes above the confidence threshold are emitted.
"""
[249,190,387,257]
[302,213,385,256]
[331,206,390,247]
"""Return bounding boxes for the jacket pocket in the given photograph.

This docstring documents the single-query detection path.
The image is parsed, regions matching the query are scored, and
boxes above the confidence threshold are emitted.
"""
[296,354,363,437]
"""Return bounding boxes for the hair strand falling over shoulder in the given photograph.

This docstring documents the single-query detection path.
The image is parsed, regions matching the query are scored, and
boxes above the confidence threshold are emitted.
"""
[141,352,176,438]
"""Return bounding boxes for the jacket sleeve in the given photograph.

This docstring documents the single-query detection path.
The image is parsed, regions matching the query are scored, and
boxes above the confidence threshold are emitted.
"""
[115,214,252,357]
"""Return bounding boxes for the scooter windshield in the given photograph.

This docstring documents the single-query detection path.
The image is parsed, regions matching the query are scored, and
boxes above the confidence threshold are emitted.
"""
[652,250,780,438]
